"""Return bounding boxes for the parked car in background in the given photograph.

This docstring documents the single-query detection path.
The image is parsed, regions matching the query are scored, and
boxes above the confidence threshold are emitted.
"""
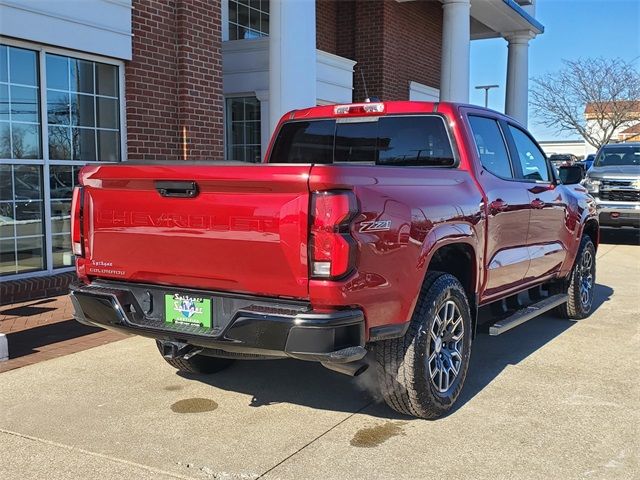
[69,101,599,419]
[549,154,578,169]
[583,142,640,228]
[581,153,596,171]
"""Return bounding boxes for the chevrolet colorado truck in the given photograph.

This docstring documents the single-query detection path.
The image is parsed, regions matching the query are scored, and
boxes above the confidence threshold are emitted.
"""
[583,142,640,228]
[70,101,599,419]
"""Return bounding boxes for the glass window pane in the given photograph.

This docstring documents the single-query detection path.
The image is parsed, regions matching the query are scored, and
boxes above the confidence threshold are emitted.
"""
[96,63,118,97]
[0,201,14,237]
[0,165,12,200]
[10,123,40,159]
[47,90,70,125]
[229,1,238,22]
[0,45,7,83]
[231,145,245,162]
[52,234,73,268]
[97,97,118,129]
[0,122,9,158]
[13,164,42,200]
[98,129,119,161]
[10,85,39,122]
[246,145,261,163]
[261,0,269,14]
[51,200,71,234]
[50,165,75,199]
[508,125,550,182]
[15,200,42,236]
[269,120,335,164]
[71,93,95,127]
[0,239,17,276]
[334,122,378,163]
[261,14,269,35]
[231,122,243,145]
[46,55,69,90]
[16,236,44,273]
[245,98,259,121]
[249,7,261,32]
[72,128,96,161]
[377,116,454,167]
[9,47,37,86]
[70,59,94,94]
[468,116,513,179]
[237,5,249,32]
[0,83,8,121]
[246,121,260,145]
[49,126,72,160]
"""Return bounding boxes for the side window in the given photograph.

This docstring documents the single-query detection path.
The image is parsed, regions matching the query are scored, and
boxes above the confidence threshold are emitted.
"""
[468,116,513,179]
[508,126,550,182]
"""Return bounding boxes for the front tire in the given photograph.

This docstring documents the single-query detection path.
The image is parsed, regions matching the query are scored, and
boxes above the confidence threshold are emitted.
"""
[553,235,596,320]
[156,341,234,374]
[373,272,473,419]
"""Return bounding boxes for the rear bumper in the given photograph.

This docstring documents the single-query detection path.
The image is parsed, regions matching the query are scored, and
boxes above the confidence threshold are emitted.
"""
[596,200,640,228]
[69,281,366,363]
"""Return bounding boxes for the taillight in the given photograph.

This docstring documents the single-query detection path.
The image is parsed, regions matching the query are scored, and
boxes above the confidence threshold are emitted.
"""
[310,191,358,279]
[71,186,85,257]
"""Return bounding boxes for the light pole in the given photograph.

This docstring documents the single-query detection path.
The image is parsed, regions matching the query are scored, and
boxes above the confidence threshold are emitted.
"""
[475,84,499,108]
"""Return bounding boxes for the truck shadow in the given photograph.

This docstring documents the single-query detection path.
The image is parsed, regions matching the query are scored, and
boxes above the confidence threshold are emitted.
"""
[178,282,613,420]
[600,228,640,246]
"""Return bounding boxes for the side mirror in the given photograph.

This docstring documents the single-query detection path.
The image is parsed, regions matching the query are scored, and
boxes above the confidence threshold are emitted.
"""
[559,165,584,185]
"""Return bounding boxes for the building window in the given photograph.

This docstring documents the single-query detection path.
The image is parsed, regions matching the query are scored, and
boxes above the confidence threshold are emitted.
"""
[0,41,123,278]
[226,97,261,163]
[228,0,269,40]
[46,54,120,161]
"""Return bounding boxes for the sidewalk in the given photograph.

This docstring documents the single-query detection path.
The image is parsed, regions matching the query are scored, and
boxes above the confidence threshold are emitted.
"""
[0,295,124,373]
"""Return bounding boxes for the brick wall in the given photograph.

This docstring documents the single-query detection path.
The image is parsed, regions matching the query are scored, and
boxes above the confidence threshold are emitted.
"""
[126,0,224,161]
[316,0,443,103]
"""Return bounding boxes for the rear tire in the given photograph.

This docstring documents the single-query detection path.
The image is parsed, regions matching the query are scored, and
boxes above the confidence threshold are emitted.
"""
[553,235,596,320]
[373,272,473,419]
[155,341,234,374]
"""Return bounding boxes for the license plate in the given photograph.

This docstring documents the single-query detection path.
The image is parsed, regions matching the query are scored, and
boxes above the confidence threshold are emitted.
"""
[164,293,212,329]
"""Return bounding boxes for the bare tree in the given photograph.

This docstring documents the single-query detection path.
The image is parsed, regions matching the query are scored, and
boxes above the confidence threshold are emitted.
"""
[530,57,640,149]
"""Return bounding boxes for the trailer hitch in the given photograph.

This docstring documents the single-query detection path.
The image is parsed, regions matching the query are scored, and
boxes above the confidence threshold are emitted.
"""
[158,340,202,360]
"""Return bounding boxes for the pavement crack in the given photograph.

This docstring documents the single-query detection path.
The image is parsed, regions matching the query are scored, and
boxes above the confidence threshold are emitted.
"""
[256,401,373,479]
[0,428,198,480]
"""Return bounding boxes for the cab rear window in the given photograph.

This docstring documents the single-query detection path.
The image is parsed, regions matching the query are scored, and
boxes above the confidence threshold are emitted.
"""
[269,115,455,167]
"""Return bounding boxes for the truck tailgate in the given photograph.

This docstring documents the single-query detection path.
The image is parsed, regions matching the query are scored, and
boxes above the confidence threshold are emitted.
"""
[80,163,311,298]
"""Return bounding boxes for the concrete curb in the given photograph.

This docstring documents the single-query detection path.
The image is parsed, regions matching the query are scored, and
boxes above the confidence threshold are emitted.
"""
[0,333,7,362]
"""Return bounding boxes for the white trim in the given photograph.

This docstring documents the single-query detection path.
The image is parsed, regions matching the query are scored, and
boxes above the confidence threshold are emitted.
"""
[0,334,7,362]
[0,0,132,37]
[409,81,440,102]
[221,0,229,42]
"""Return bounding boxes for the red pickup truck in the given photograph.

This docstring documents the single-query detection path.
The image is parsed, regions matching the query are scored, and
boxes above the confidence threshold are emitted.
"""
[70,101,598,419]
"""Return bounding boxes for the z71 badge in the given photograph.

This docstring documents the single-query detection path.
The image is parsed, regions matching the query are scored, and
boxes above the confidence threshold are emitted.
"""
[359,220,392,232]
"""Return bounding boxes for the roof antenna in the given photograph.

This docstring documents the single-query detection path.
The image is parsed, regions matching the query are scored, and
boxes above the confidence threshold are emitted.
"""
[360,67,370,102]
[359,66,380,103]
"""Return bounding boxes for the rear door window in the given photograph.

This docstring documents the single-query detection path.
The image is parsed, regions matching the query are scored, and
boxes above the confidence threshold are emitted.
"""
[468,116,513,179]
[269,115,455,166]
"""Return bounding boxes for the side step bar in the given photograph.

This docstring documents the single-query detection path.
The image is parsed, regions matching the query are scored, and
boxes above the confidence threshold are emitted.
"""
[489,294,568,336]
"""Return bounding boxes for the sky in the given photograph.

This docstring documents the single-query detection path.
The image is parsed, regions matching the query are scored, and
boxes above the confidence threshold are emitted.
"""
[469,0,640,141]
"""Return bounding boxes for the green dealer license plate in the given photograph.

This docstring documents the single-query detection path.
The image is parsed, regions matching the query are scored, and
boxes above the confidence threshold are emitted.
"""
[164,293,212,329]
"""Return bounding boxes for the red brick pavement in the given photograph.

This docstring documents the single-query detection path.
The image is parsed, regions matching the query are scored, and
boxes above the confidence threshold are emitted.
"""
[0,296,125,373]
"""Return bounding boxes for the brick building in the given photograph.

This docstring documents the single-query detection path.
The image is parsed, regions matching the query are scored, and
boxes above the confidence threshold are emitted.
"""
[0,0,543,299]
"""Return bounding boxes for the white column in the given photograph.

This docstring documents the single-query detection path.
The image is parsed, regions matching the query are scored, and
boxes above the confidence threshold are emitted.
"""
[440,0,470,103]
[269,0,317,135]
[255,89,270,162]
[505,32,533,126]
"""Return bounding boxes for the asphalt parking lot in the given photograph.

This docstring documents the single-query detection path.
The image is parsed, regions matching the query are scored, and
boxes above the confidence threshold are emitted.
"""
[0,230,638,480]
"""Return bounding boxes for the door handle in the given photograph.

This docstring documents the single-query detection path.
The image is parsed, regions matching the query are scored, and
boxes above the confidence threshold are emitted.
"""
[530,198,545,209]
[489,199,509,214]
[155,181,199,198]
